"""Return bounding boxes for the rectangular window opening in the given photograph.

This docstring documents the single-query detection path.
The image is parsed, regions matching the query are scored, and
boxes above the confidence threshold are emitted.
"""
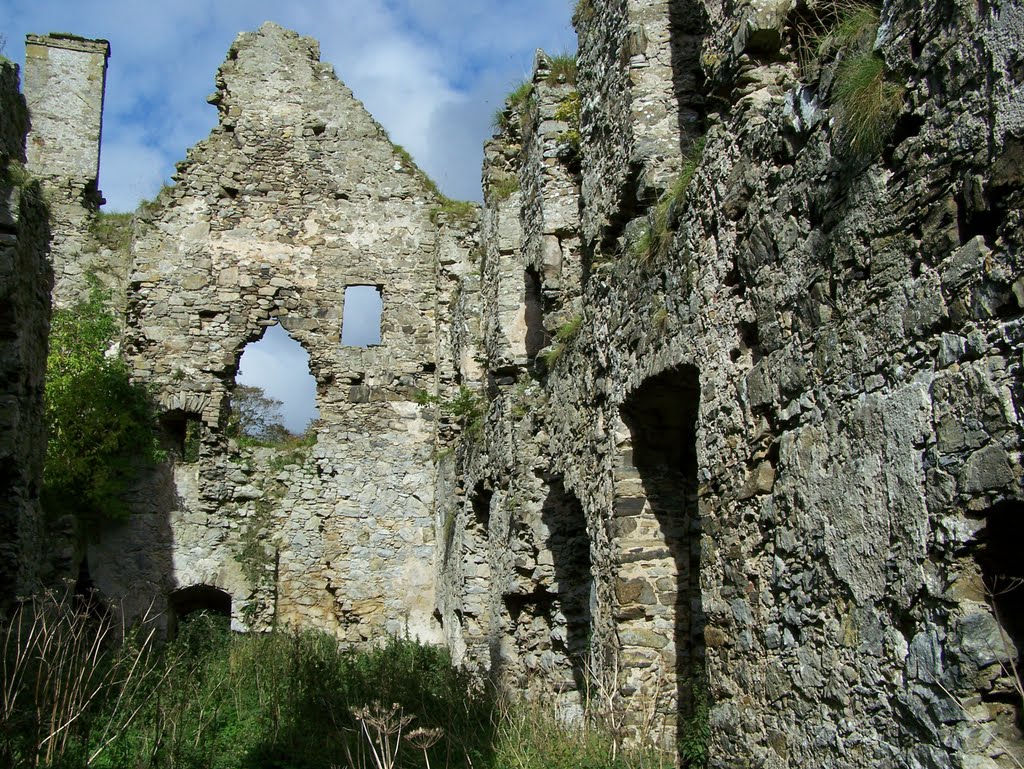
[341,285,383,348]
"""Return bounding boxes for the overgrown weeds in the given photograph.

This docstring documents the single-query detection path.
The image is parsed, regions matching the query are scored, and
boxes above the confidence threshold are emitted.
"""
[492,80,534,134]
[430,199,478,227]
[1,598,694,769]
[89,212,134,254]
[633,137,706,263]
[0,586,166,768]
[490,175,520,203]
[554,91,582,151]
[541,313,584,368]
[546,54,577,86]
[832,51,904,155]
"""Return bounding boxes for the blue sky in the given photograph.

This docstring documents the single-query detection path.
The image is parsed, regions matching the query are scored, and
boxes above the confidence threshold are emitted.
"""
[2,1,577,433]
[1,0,577,208]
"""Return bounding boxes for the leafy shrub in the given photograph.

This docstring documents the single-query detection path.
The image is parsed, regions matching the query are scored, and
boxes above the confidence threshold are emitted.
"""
[832,51,904,155]
[43,280,163,526]
[554,91,582,151]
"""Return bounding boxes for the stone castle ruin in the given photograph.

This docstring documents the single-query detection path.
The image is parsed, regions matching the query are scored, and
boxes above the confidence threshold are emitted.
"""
[1,0,1023,765]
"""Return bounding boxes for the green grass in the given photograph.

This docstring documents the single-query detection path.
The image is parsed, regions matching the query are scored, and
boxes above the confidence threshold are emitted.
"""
[832,51,904,155]
[542,314,584,368]
[633,136,706,262]
[493,79,535,133]
[1,591,688,769]
[546,53,577,85]
[816,2,880,54]
[430,198,478,226]
[554,91,582,150]
[90,211,134,253]
[490,175,520,203]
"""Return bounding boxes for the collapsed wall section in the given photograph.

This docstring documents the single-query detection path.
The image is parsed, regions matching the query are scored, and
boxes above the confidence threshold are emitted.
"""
[103,23,444,641]
[0,60,52,602]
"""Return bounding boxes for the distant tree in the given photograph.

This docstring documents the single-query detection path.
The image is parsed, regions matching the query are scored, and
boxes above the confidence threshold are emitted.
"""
[227,385,291,442]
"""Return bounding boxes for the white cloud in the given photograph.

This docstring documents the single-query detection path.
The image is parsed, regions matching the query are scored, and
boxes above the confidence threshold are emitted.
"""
[98,138,171,212]
[3,0,576,205]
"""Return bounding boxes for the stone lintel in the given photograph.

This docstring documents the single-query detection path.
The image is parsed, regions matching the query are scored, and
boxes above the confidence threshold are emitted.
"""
[25,33,111,59]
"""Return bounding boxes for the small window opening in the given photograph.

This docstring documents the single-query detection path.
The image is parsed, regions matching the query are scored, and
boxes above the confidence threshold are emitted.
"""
[161,410,202,463]
[234,322,319,439]
[341,285,383,347]
[524,268,548,359]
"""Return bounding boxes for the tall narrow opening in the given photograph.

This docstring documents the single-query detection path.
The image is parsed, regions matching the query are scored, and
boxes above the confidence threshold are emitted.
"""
[234,322,318,439]
[542,476,593,697]
[524,268,548,359]
[462,481,493,652]
[668,0,710,150]
[617,365,703,750]
[977,500,1024,724]
[341,285,383,347]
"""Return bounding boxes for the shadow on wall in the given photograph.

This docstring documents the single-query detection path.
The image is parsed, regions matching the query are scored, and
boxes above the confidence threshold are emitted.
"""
[668,0,710,152]
[617,364,705,750]
[541,476,594,698]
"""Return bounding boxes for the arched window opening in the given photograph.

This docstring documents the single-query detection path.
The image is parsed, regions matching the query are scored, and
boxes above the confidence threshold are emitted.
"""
[167,584,231,639]
[341,285,383,347]
[617,364,703,751]
[234,322,319,440]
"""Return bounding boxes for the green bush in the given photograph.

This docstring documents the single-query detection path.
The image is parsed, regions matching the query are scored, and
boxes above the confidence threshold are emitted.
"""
[832,51,904,155]
[43,280,163,526]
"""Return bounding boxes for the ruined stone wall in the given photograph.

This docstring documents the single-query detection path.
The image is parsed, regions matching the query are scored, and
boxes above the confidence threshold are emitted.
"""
[23,34,121,308]
[94,23,446,641]
[575,0,706,247]
[0,60,52,602]
[12,2,1020,765]
[440,0,1024,766]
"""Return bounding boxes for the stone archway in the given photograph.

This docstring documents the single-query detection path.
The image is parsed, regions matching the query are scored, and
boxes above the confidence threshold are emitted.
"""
[614,364,704,749]
[167,583,232,638]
